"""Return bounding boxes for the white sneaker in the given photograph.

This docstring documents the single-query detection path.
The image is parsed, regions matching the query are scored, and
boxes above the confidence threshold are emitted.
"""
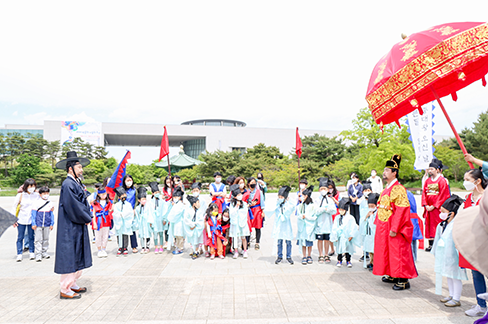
[465,304,487,317]
[102,250,108,257]
[478,293,488,301]
[29,253,35,260]
[97,250,103,258]
[233,251,239,259]
[243,251,248,259]
[16,254,22,262]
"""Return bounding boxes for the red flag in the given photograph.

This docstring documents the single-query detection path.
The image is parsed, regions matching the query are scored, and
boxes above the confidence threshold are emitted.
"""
[295,127,302,158]
[159,126,169,161]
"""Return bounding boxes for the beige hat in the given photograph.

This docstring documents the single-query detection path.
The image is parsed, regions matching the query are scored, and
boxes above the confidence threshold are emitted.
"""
[452,192,488,275]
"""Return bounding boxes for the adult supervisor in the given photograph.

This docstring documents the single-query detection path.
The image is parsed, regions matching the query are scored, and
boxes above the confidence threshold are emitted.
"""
[373,154,418,290]
[54,151,92,299]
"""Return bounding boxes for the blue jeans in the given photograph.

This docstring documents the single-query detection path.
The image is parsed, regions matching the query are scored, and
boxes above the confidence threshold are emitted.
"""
[23,226,30,248]
[411,240,418,262]
[472,270,487,308]
[277,239,291,259]
[17,224,34,255]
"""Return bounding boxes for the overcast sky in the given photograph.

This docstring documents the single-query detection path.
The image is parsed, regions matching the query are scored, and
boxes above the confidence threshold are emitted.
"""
[1,1,488,164]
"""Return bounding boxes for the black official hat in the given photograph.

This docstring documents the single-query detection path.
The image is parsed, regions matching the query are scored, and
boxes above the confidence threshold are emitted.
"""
[362,180,372,191]
[441,195,464,215]
[173,186,184,197]
[338,198,350,211]
[148,182,160,193]
[56,151,90,170]
[367,193,380,205]
[385,154,402,170]
[278,186,291,199]
[302,185,314,197]
[317,177,329,188]
[230,184,241,197]
[191,182,202,190]
[187,195,199,206]
[114,186,126,197]
[137,187,147,199]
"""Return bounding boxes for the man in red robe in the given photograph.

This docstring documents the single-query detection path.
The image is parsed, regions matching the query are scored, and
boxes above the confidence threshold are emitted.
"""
[373,154,418,290]
[421,158,450,251]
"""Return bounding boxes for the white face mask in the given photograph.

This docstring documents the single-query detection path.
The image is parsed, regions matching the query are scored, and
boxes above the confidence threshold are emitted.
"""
[223,216,229,222]
[320,190,327,196]
[215,177,221,184]
[125,181,133,187]
[463,180,476,191]
[328,188,334,193]
[439,212,449,221]
[27,187,35,194]
[239,183,245,189]
[364,192,370,198]
[371,172,376,177]
[192,192,199,197]
[236,195,242,201]
[41,194,49,200]
[173,197,179,203]
[369,207,376,212]
[299,184,306,190]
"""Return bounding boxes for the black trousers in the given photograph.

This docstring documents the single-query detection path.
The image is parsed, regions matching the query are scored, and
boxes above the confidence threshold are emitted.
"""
[117,235,129,250]
[338,253,351,262]
[349,204,360,225]
[255,228,261,243]
[130,231,138,248]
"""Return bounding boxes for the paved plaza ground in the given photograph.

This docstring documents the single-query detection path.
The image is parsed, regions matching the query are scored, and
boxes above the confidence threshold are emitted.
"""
[0,193,482,324]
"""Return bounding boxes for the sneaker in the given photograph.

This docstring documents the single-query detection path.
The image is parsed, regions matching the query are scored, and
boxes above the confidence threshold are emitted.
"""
[29,253,35,260]
[219,255,225,259]
[191,253,198,260]
[444,299,461,307]
[102,250,108,257]
[117,249,122,256]
[336,261,342,267]
[347,262,352,268]
[478,293,488,301]
[465,304,487,317]
[425,245,432,252]
[42,253,50,259]
[123,250,128,256]
[440,296,453,303]
[16,254,22,262]
[233,251,239,259]
[205,252,210,258]
[97,251,103,258]
[255,243,260,250]
[23,247,29,252]
[243,251,248,259]
[36,257,42,262]
[172,250,183,255]
[275,257,282,264]
[210,255,215,260]
[287,258,294,265]
[328,251,335,257]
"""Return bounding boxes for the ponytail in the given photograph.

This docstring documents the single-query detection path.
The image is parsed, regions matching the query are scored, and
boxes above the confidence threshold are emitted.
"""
[466,169,487,189]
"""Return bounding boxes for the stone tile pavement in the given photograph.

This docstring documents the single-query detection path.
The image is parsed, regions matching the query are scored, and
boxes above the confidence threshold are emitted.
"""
[0,193,482,323]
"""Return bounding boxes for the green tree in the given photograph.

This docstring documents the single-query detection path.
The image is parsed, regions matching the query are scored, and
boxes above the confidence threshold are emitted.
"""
[24,134,48,160]
[197,150,243,179]
[12,154,41,185]
[45,140,61,168]
[433,145,467,182]
[447,109,488,161]
[300,134,346,166]
[0,134,8,177]
[126,164,145,184]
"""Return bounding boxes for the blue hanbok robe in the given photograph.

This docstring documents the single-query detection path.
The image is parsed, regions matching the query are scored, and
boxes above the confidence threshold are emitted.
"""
[431,221,468,281]
[113,201,134,235]
[183,203,205,248]
[314,195,336,235]
[135,204,153,239]
[149,196,167,233]
[357,196,369,246]
[54,176,92,274]
[272,199,295,241]
[296,203,317,246]
[167,200,185,248]
[362,210,376,253]
[330,213,359,255]
[229,202,251,242]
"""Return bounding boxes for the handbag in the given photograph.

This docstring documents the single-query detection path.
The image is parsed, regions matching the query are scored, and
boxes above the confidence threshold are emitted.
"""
[15,193,23,217]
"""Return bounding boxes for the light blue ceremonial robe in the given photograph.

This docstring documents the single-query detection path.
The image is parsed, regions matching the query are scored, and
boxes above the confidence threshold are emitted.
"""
[183,205,205,248]
[229,202,250,238]
[167,200,186,247]
[431,221,468,280]
[358,197,369,246]
[162,199,171,231]
[135,204,153,239]
[296,203,317,246]
[113,201,134,235]
[149,197,167,233]
[330,213,358,255]
[272,200,295,241]
[314,195,337,235]
[362,210,376,253]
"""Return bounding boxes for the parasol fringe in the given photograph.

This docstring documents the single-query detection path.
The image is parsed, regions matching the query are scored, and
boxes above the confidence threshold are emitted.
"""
[451,92,458,102]
[482,76,487,87]
[418,107,424,115]
[395,120,401,129]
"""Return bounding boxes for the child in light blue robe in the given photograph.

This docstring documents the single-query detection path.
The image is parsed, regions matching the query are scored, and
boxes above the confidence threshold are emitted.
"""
[358,181,372,261]
[113,187,135,256]
[331,198,358,268]
[363,193,379,270]
[431,195,467,307]
[184,195,205,259]
[148,182,167,254]
[134,187,153,253]
[229,184,250,259]
[296,185,317,265]
[272,186,295,264]
[167,187,186,255]
[315,178,338,264]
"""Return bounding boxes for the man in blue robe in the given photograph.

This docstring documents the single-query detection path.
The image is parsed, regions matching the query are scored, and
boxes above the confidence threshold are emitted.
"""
[54,151,93,299]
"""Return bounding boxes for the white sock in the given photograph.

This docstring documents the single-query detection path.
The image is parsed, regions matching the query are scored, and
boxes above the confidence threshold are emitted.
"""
[71,284,80,290]
[63,290,75,296]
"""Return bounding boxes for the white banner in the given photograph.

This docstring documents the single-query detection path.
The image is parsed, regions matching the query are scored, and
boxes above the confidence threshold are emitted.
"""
[407,103,435,171]
[61,121,102,146]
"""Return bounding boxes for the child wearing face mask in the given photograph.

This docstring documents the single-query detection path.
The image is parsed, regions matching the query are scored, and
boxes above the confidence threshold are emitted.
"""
[148,182,167,254]
[296,185,317,265]
[272,186,295,264]
[184,195,205,259]
[91,186,113,258]
[30,186,55,262]
[167,187,186,255]
[205,203,228,259]
[326,180,340,257]
[113,187,134,256]
[210,172,227,214]
[358,181,372,263]
[363,193,379,270]
[134,187,153,253]
[331,198,358,268]
[315,178,337,264]
[229,185,250,259]
[431,195,467,307]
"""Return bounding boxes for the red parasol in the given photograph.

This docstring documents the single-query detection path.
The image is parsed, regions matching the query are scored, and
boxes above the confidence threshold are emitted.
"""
[366,22,488,168]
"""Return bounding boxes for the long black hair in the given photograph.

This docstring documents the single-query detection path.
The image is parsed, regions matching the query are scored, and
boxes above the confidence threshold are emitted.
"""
[466,169,488,189]
[22,178,37,193]
[122,174,135,190]
[328,179,338,197]
[205,203,219,221]
[163,175,173,193]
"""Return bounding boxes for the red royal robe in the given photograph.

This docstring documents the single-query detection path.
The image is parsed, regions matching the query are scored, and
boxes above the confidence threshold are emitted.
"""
[248,188,264,229]
[421,176,450,239]
[458,193,479,271]
[373,180,418,279]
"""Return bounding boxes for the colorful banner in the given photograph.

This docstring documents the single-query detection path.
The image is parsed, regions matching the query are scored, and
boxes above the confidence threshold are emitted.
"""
[61,121,102,146]
[406,103,435,171]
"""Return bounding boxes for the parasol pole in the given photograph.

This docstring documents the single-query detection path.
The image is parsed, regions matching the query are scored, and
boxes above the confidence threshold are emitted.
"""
[430,85,474,169]
[167,154,171,177]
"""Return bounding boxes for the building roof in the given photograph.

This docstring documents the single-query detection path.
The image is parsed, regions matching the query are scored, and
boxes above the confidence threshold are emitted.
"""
[155,145,203,168]
[181,119,246,127]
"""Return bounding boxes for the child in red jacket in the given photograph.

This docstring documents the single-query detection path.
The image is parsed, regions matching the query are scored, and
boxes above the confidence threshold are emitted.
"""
[91,187,113,258]
[206,203,228,259]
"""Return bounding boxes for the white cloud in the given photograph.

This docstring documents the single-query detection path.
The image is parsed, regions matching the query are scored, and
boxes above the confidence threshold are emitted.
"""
[23,111,97,125]
[12,111,17,116]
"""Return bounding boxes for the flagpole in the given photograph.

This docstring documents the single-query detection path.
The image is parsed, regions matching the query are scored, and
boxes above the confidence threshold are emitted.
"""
[167,154,171,177]
[297,155,301,185]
